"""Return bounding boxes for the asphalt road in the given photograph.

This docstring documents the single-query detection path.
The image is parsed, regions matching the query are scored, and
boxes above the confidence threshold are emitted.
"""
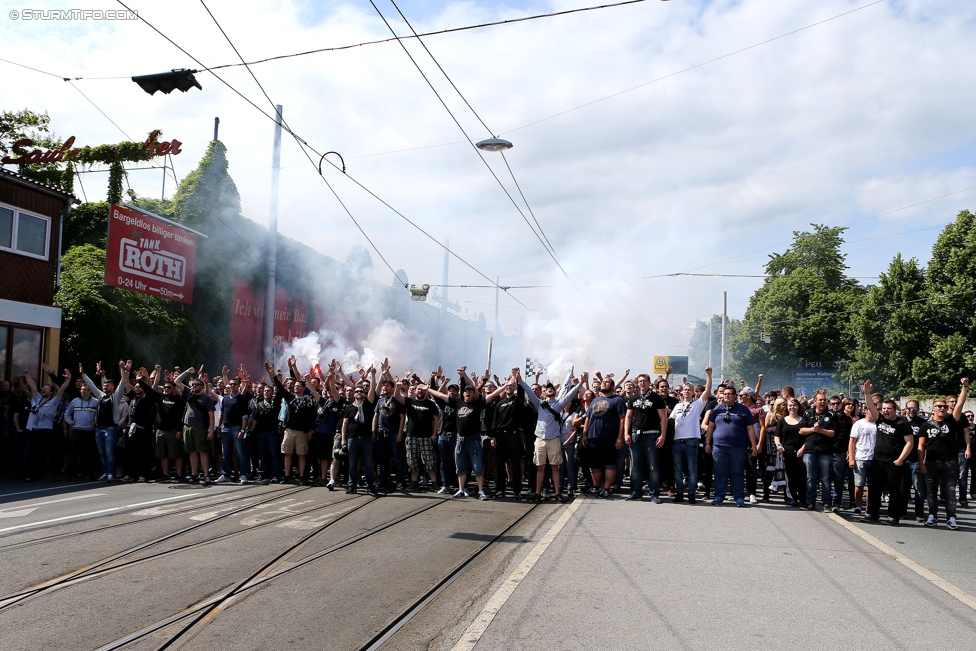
[2,481,976,650]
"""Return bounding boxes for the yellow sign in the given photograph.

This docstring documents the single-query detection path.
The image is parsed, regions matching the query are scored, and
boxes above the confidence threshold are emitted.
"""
[653,356,669,375]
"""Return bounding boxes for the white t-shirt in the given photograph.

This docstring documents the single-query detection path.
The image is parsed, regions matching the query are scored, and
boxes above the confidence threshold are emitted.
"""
[671,397,707,441]
[850,418,877,461]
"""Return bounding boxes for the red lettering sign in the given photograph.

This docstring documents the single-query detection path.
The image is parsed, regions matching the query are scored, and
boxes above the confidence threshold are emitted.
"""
[0,133,181,165]
[105,204,197,304]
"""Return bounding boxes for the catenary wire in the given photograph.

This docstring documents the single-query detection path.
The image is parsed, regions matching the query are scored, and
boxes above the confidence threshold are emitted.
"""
[367,0,569,278]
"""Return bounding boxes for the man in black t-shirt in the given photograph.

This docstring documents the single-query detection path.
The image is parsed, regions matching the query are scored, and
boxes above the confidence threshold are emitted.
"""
[394,381,439,491]
[624,374,668,502]
[799,393,837,512]
[903,399,929,522]
[947,390,973,507]
[920,378,969,529]
[156,380,188,481]
[341,368,378,495]
[863,380,914,524]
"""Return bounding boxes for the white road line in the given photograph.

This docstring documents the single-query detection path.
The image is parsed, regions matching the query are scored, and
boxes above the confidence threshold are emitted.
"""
[0,482,101,498]
[828,513,976,611]
[0,493,205,534]
[452,499,582,651]
[0,494,104,512]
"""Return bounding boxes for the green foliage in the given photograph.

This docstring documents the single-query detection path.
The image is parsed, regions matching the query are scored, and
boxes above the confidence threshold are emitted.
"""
[0,108,72,192]
[62,201,110,250]
[725,224,865,382]
[688,315,741,378]
[56,244,195,370]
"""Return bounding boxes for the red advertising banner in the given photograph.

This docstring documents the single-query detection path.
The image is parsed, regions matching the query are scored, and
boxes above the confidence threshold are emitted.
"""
[230,279,323,373]
[105,204,197,304]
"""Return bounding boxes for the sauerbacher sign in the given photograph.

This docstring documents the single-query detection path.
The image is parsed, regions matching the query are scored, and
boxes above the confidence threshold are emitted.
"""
[105,204,200,304]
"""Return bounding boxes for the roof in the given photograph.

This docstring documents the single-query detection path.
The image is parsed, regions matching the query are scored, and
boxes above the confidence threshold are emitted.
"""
[0,167,79,203]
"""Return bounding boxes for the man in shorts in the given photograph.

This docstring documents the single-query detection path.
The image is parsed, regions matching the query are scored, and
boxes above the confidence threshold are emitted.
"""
[182,375,215,485]
[847,404,876,516]
[519,367,586,502]
[266,359,321,485]
[583,377,628,498]
[156,378,188,481]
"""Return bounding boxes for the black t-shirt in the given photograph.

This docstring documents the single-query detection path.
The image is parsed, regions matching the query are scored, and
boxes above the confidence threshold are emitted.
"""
[404,397,438,438]
[128,382,159,430]
[157,388,187,431]
[832,413,853,454]
[907,415,929,463]
[924,415,959,463]
[220,392,251,428]
[375,396,403,434]
[874,416,912,463]
[452,395,487,438]
[492,391,522,432]
[343,399,375,438]
[627,390,668,432]
[776,417,803,450]
[434,396,457,435]
[318,397,346,435]
[799,408,836,455]
[248,397,278,433]
[955,412,970,451]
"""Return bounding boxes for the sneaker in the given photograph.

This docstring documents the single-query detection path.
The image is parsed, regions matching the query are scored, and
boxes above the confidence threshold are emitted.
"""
[202,476,211,486]
[438,486,452,495]
[916,515,926,523]
[494,490,504,499]
[97,474,108,481]
[479,491,489,501]
[925,515,936,527]
[709,499,721,506]
[257,478,270,485]
[803,503,816,511]
[625,491,642,501]
[326,480,336,491]
[651,496,662,504]
[597,489,611,499]
[214,475,228,484]
[239,476,249,485]
[884,517,899,526]
[736,499,746,507]
[853,507,862,516]
[831,506,841,513]
[555,493,566,503]
[688,496,697,505]
[346,487,357,494]
[451,489,468,499]
[396,482,406,491]
[137,476,147,483]
[948,517,959,530]
[585,486,599,495]
[823,506,832,514]
[107,474,115,481]
[367,488,379,497]
[748,494,758,505]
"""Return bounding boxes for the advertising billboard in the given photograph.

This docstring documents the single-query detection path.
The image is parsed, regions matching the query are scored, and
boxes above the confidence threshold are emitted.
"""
[105,204,198,304]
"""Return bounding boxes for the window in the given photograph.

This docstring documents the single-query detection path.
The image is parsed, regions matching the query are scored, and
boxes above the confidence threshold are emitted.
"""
[10,327,41,382]
[0,203,50,260]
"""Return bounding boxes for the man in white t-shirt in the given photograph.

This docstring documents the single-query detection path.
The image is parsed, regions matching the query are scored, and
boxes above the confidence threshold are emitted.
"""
[847,408,876,517]
[669,367,712,504]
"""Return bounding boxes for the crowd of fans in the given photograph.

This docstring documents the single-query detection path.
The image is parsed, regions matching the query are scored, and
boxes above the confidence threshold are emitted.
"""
[0,358,972,528]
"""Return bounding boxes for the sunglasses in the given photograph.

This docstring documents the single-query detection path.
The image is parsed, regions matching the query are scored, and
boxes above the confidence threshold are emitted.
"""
[933,404,948,409]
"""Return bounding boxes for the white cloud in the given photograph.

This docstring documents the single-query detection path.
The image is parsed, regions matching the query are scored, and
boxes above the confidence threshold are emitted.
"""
[2,0,975,372]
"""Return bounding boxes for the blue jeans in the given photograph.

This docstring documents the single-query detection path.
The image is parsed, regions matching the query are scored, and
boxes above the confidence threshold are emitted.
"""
[438,435,457,487]
[673,438,699,498]
[831,452,848,507]
[220,426,242,477]
[560,439,577,491]
[804,452,833,508]
[614,442,630,489]
[959,452,969,502]
[257,429,279,479]
[712,445,748,503]
[347,437,375,490]
[629,433,660,496]
[95,426,117,476]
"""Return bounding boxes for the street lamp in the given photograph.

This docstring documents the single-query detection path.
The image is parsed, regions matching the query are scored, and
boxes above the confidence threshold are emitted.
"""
[475,137,513,152]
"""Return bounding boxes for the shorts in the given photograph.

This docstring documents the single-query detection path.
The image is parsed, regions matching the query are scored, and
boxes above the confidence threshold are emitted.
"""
[333,432,343,454]
[586,438,617,471]
[533,437,563,466]
[282,428,310,456]
[853,459,871,487]
[156,429,184,459]
[182,426,209,453]
[455,435,484,477]
[406,436,437,474]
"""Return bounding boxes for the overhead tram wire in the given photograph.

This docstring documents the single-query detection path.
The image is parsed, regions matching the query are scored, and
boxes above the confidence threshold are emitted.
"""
[196,0,523,307]
[367,0,570,280]
[112,0,529,312]
[385,0,563,265]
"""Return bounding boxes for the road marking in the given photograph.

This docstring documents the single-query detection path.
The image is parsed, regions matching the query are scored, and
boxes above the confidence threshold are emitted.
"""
[828,513,976,611]
[0,494,104,513]
[452,500,582,651]
[0,482,101,499]
[0,494,204,534]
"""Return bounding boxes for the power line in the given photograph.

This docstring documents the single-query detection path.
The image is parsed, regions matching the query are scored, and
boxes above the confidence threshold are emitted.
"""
[66,80,133,141]
[367,0,569,279]
[501,0,887,135]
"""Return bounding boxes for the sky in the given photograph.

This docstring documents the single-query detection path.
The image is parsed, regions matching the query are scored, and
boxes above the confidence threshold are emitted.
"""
[2,0,975,373]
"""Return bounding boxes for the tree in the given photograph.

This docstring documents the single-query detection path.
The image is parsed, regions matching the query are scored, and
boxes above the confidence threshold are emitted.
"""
[726,224,865,382]
[688,314,741,378]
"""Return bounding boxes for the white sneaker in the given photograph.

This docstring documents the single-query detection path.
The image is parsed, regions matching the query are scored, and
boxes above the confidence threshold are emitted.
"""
[479,491,489,501]
[451,489,468,499]
[214,475,228,484]
[748,494,758,505]
[239,476,249,484]
[948,517,959,530]
[97,474,108,481]
[436,486,451,495]
[926,515,936,527]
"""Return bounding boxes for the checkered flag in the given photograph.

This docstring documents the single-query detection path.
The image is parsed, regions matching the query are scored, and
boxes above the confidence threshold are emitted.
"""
[525,358,547,376]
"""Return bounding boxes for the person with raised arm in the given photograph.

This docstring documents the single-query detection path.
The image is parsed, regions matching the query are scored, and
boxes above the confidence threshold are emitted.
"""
[919,377,970,530]
[22,365,71,481]
[265,357,321,485]
[426,365,509,500]
[862,379,914,525]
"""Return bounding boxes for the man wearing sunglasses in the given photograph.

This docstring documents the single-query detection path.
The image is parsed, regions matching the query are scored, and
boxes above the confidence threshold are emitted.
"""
[919,378,970,530]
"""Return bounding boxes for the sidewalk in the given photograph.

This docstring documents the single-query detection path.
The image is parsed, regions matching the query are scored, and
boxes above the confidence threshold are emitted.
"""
[461,498,976,650]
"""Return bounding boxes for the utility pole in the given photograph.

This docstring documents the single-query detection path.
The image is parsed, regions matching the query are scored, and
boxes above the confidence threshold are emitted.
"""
[708,317,713,371]
[438,237,449,363]
[720,291,727,382]
[262,105,283,367]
